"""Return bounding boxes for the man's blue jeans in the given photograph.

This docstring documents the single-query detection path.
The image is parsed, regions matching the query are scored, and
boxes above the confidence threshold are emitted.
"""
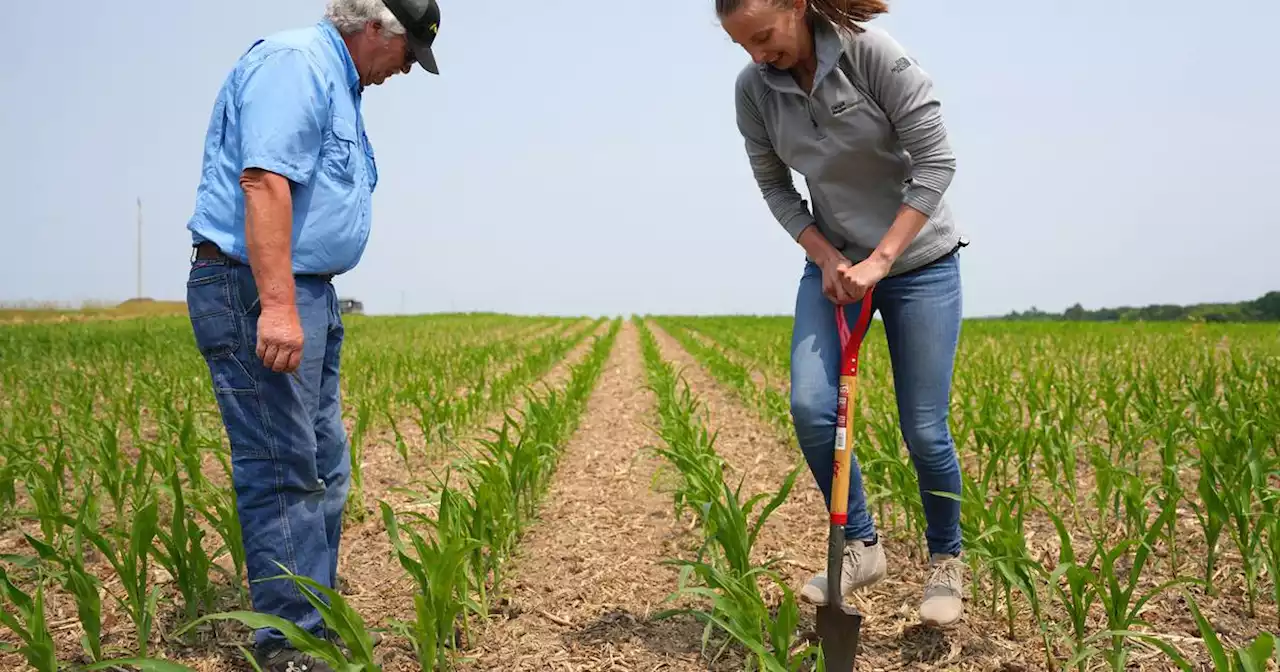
[186,254,351,650]
[789,248,963,557]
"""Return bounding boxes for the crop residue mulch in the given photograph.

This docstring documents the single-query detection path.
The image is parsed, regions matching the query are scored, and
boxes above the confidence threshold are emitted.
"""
[335,319,612,665]
[456,320,740,671]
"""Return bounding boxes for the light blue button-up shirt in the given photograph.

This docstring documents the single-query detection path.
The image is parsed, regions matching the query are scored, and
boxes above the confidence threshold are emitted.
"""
[187,19,378,276]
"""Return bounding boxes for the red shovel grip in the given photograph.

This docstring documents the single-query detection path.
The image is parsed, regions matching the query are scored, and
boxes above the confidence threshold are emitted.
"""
[836,293,874,377]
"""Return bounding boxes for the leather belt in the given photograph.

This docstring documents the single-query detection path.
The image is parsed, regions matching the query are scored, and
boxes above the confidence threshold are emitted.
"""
[194,241,235,262]
[191,241,333,282]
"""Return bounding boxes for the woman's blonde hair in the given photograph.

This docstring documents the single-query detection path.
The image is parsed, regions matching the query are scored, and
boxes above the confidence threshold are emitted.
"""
[715,0,889,33]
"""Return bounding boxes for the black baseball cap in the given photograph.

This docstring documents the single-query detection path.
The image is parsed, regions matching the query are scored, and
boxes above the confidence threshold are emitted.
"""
[382,0,441,74]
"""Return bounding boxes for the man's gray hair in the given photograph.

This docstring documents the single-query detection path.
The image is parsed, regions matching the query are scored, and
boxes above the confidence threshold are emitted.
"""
[324,0,406,36]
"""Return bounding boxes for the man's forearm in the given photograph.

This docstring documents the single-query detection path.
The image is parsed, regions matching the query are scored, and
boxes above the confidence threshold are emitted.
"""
[869,204,931,268]
[240,169,296,311]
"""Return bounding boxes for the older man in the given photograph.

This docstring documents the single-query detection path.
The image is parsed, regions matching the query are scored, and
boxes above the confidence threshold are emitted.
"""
[183,1,441,669]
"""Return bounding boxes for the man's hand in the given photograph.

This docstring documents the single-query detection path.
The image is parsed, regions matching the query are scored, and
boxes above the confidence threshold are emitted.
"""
[256,304,304,372]
[835,256,892,304]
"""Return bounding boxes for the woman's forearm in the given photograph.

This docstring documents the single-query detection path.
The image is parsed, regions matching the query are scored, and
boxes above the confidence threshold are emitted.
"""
[869,204,931,269]
[798,203,931,277]
[797,224,847,269]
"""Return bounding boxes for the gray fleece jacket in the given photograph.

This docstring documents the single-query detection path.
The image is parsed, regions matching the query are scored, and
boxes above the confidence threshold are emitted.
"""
[734,16,961,276]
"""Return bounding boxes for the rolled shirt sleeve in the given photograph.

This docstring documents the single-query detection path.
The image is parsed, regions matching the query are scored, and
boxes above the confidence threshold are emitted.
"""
[734,70,817,241]
[851,27,957,217]
[234,47,328,185]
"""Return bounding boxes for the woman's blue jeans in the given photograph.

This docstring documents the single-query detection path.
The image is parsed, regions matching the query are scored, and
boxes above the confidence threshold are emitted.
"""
[789,248,963,556]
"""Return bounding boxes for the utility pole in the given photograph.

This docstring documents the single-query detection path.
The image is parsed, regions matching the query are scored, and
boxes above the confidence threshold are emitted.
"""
[136,197,143,299]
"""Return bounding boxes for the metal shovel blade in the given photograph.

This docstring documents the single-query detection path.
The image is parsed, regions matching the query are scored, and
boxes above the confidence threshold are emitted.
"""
[816,602,861,671]
[815,524,862,671]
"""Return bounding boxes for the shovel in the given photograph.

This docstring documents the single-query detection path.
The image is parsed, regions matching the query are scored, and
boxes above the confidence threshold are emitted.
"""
[815,290,875,671]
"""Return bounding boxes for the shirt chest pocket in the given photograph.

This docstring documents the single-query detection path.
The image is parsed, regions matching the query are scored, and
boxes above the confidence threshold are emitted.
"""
[322,116,362,187]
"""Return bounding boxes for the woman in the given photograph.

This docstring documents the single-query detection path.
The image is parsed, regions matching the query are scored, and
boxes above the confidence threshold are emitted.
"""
[718,0,966,626]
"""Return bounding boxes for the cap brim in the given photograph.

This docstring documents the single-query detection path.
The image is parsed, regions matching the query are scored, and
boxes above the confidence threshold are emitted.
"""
[411,42,438,74]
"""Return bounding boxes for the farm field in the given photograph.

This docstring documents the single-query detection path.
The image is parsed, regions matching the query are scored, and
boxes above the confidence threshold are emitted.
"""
[0,312,1278,671]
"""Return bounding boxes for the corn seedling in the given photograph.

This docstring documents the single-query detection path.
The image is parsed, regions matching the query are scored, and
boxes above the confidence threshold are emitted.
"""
[0,565,57,672]
[172,562,381,672]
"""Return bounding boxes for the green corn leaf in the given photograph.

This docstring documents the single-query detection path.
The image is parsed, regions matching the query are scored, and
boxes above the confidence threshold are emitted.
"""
[262,564,378,665]
[173,610,345,666]
[1235,632,1275,672]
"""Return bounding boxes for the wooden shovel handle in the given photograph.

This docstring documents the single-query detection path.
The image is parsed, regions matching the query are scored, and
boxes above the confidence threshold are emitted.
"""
[831,292,874,524]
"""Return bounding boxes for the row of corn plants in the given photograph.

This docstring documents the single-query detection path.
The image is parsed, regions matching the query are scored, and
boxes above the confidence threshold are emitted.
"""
[0,313,584,669]
[343,317,601,521]
[0,313,558,546]
[635,318,817,672]
[654,315,1280,670]
[649,318,794,440]
[368,316,620,671]
[386,317,594,450]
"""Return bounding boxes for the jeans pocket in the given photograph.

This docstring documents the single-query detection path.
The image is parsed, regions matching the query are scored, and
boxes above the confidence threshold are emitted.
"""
[188,267,237,349]
[188,269,256,394]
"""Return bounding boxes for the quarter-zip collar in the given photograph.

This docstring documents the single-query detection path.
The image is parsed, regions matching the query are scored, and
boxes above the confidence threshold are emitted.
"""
[756,14,846,97]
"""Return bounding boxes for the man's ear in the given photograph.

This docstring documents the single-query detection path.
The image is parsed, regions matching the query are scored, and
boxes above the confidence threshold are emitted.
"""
[368,19,394,41]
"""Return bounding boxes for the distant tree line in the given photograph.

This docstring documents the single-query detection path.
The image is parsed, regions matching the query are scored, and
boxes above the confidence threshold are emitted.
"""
[998,291,1280,323]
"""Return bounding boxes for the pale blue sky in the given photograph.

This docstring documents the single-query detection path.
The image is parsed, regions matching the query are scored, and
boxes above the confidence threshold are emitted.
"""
[1,0,1275,317]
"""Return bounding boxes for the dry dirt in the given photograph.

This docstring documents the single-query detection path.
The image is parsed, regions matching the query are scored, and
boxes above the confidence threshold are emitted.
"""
[333,319,613,663]
[453,320,741,672]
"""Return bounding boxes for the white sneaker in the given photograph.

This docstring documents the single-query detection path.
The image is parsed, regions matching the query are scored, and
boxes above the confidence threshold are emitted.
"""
[919,553,965,626]
[799,538,887,606]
